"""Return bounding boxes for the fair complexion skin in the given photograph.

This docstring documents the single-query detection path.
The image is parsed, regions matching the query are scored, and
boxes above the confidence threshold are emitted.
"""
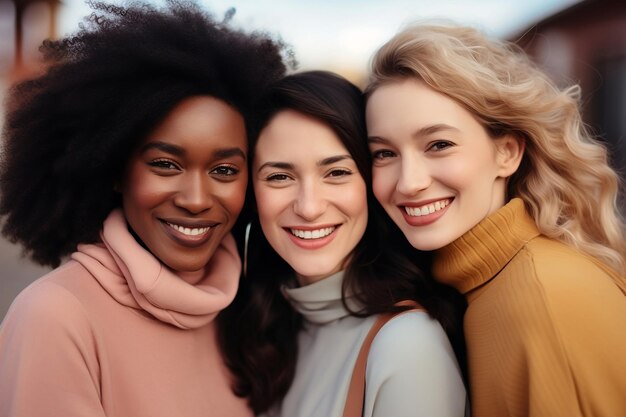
[120,95,248,273]
[253,110,368,286]
[366,78,524,251]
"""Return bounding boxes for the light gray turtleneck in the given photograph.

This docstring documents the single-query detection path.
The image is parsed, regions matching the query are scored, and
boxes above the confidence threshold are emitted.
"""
[264,271,467,417]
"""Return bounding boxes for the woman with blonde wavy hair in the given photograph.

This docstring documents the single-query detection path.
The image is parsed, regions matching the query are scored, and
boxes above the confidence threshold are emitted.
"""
[365,22,626,417]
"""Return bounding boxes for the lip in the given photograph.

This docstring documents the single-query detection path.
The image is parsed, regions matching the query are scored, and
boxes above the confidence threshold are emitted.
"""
[283,224,340,250]
[399,197,453,227]
[158,218,220,248]
[160,217,219,228]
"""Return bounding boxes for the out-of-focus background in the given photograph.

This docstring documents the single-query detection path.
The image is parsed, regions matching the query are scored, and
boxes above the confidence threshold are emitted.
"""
[1,0,625,320]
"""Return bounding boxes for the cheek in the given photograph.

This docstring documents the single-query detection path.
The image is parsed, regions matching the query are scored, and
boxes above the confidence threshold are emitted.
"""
[343,181,368,214]
[253,183,283,228]
[216,177,248,220]
[440,157,493,190]
[122,166,166,210]
[334,180,368,236]
[372,167,396,204]
[352,191,369,236]
[253,188,289,253]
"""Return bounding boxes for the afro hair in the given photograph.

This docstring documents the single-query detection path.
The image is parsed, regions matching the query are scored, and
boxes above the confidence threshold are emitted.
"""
[0,0,291,267]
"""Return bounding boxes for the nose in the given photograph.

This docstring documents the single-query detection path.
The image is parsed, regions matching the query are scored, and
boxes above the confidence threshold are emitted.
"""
[174,172,214,214]
[292,179,327,221]
[395,156,432,196]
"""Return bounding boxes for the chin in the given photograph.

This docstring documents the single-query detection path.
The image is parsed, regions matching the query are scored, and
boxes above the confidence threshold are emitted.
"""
[405,235,448,252]
[291,262,341,283]
[164,255,211,273]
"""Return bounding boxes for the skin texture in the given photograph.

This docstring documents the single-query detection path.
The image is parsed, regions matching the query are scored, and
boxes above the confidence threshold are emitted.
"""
[120,95,248,274]
[253,110,368,285]
[366,79,523,251]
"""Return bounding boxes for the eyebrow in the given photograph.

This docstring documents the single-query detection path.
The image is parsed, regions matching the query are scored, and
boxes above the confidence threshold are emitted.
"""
[415,123,460,137]
[317,154,352,166]
[256,161,294,172]
[256,154,353,173]
[368,123,459,144]
[140,141,184,156]
[213,147,247,160]
[140,142,246,160]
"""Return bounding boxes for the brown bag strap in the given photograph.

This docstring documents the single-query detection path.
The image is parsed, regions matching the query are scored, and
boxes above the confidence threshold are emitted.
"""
[342,301,422,417]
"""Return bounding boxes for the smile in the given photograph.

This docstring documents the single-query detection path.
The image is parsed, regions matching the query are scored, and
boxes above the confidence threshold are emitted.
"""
[166,222,211,236]
[404,199,451,217]
[289,226,336,240]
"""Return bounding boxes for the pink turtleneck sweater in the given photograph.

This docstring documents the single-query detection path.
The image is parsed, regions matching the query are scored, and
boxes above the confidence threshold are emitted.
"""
[0,210,252,417]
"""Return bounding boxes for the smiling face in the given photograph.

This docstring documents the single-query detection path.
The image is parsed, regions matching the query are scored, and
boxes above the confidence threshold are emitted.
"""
[366,78,522,251]
[253,110,368,285]
[120,95,248,272]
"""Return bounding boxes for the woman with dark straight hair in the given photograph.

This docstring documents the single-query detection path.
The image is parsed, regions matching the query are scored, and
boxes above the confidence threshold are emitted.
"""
[219,70,467,416]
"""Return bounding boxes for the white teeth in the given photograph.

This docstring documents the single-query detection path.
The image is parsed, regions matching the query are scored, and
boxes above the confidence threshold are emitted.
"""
[404,199,450,217]
[290,226,335,240]
[167,222,210,236]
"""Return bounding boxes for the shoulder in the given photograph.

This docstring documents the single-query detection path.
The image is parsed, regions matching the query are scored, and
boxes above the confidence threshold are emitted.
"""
[0,262,101,370]
[522,236,608,276]
[370,310,450,356]
[2,261,96,335]
[515,236,624,299]
[491,235,623,300]
[484,236,626,339]
[363,311,467,416]
[0,264,105,414]
[367,310,459,375]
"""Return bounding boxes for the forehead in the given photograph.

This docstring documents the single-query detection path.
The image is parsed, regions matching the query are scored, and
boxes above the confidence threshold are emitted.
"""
[366,79,475,132]
[145,95,247,151]
[255,110,348,161]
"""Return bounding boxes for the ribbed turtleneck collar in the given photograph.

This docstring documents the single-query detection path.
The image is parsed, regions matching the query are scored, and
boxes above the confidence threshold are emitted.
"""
[282,271,361,324]
[433,198,540,294]
[71,209,241,329]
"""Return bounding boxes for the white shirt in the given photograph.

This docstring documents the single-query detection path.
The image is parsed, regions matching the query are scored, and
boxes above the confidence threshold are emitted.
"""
[265,271,467,417]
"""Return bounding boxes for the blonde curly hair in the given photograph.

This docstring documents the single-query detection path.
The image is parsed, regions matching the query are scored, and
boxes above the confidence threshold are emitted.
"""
[366,22,626,273]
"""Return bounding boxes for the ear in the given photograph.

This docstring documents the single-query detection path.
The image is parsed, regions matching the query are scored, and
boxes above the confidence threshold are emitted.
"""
[495,134,525,178]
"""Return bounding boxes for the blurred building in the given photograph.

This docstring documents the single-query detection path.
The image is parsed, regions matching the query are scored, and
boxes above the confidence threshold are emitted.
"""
[511,0,626,196]
[0,0,58,319]
[0,0,60,81]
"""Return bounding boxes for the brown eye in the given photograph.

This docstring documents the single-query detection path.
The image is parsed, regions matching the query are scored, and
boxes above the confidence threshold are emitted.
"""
[428,141,454,151]
[327,169,352,178]
[266,173,290,182]
[372,150,396,160]
[148,159,180,170]
[211,165,239,176]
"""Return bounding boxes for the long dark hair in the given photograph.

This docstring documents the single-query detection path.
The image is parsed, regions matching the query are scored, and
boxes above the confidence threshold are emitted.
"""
[218,71,466,414]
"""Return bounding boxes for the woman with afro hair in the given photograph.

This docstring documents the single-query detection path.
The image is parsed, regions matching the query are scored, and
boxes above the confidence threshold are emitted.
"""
[0,2,288,416]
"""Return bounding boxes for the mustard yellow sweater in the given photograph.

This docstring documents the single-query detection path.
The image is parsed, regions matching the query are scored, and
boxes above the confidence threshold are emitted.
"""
[433,198,626,417]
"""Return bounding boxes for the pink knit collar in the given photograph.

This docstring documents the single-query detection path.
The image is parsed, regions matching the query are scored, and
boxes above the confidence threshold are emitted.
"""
[71,209,241,329]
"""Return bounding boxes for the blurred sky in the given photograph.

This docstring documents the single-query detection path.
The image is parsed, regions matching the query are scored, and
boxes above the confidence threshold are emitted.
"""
[57,0,583,74]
